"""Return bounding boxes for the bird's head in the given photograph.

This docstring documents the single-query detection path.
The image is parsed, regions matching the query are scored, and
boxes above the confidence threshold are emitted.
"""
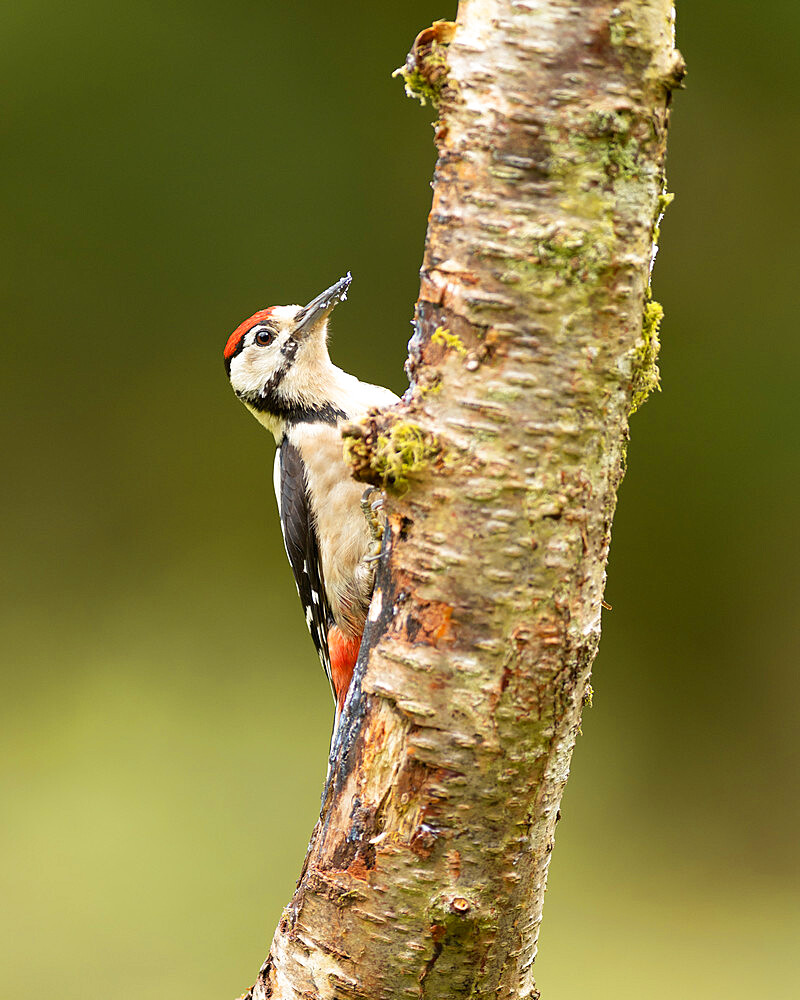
[224,273,351,431]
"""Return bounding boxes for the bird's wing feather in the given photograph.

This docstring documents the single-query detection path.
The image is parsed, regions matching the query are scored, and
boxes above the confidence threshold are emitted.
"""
[276,439,335,696]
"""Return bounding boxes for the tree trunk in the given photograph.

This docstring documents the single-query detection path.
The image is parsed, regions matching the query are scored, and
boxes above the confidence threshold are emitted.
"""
[244,2,683,997]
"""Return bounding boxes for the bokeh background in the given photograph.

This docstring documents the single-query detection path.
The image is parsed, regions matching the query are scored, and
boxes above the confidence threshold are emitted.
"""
[2,2,798,997]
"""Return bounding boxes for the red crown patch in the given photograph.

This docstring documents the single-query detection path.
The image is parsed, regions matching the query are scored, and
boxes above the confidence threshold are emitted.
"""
[224,308,275,359]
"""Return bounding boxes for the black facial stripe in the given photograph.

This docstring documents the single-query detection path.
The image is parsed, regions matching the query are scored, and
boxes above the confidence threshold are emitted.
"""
[239,386,347,427]
[280,337,299,361]
[261,357,293,400]
[239,335,297,388]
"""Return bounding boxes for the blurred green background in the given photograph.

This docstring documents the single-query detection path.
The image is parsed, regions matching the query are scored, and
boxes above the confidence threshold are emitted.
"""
[2,2,798,997]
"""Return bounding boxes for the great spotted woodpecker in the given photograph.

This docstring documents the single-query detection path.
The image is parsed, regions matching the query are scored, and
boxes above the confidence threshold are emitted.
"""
[224,274,399,717]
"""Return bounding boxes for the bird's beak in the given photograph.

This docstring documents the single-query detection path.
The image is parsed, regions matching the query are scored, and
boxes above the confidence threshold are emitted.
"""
[293,272,352,338]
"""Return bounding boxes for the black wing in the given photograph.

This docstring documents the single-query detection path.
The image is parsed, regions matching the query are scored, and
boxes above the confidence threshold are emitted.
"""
[276,438,335,694]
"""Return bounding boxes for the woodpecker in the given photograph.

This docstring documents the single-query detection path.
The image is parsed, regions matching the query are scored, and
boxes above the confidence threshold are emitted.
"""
[224,273,399,718]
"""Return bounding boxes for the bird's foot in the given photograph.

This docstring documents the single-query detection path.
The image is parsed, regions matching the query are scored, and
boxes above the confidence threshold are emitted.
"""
[360,487,385,564]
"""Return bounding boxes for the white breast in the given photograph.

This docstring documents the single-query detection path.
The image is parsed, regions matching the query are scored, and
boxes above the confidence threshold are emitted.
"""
[289,422,372,634]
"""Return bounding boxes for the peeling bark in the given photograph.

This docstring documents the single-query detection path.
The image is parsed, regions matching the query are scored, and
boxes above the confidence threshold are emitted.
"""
[243,2,682,997]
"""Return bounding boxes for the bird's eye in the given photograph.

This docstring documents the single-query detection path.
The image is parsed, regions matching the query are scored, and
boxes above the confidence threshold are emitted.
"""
[255,329,274,347]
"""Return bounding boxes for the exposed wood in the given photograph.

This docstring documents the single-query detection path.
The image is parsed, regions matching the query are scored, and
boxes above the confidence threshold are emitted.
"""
[244,2,682,997]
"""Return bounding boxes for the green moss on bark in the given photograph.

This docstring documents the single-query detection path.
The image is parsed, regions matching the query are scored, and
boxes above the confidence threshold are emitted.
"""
[393,21,455,108]
[629,299,664,413]
[343,417,441,493]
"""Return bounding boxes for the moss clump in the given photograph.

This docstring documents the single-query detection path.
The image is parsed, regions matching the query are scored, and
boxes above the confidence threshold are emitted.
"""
[372,422,439,490]
[629,299,664,413]
[431,326,467,356]
[393,20,455,108]
[343,417,440,493]
[393,64,445,106]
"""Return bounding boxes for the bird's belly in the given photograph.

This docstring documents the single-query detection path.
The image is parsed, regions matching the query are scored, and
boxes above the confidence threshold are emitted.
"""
[296,427,372,636]
[317,478,371,635]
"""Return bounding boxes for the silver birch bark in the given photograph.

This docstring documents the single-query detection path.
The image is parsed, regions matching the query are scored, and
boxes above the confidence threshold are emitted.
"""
[243,2,683,997]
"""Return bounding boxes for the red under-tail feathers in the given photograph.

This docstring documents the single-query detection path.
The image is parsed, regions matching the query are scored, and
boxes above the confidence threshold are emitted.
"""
[328,626,361,710]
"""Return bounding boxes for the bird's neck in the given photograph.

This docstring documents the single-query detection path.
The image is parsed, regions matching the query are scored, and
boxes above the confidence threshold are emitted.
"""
[249,359,352,443]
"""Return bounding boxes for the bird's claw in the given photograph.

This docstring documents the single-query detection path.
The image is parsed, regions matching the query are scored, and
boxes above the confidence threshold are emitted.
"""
[360,487,385,543]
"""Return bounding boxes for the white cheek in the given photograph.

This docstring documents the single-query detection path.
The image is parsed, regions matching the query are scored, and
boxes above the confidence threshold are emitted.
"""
[229,345,281,395]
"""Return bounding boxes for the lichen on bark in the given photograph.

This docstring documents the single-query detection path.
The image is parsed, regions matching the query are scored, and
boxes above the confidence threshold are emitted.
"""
[243,3,682,998]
